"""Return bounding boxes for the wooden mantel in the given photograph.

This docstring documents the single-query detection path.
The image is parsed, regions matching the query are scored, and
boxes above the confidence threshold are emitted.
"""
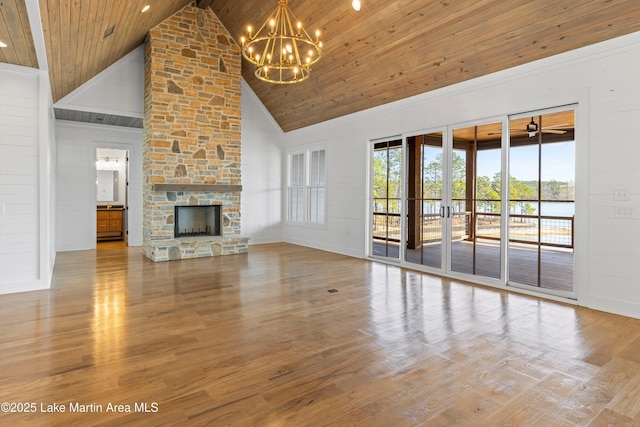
[153,184,242,192]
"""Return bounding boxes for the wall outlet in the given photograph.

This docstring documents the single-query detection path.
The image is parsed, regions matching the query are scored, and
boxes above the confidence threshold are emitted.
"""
[614,188,630,201]
[614,207,634,218]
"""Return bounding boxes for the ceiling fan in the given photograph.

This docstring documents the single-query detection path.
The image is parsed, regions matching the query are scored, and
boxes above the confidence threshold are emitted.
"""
[517,117,569,137]
[486,117,572,137]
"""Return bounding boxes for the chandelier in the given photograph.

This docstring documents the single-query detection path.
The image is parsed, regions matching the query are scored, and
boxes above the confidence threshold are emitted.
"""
[240,0,323,84]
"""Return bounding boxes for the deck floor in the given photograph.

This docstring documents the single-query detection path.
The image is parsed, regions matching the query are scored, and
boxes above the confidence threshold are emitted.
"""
[373,239,574,293]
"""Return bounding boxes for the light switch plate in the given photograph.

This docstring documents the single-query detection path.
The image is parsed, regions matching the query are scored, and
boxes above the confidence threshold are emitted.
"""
[614,207,634,218]
[614,188,630,201]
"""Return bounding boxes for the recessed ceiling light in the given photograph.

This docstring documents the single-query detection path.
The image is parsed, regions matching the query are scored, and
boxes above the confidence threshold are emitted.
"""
[141,5,150,13]
[0,41,7,48]
[352,0,361,11]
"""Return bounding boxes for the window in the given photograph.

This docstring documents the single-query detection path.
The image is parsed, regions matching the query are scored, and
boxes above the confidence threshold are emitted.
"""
[288,152,305,222]
[287,149,326,224]
[309,149,326,224]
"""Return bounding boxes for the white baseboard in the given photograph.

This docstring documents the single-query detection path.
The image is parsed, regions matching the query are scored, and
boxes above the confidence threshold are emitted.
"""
[586,296,640,320]
[284,237,365,259]
[0,278,50,295]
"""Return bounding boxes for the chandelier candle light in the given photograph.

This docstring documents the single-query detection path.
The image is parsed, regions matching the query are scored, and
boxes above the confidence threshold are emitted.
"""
[240,0,323,84]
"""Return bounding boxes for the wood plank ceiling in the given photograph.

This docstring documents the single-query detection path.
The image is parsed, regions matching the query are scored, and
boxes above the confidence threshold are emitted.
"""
[213,0,640,131]
[38,0,191,103]
[0,0,37,68]
[2,1,640,131]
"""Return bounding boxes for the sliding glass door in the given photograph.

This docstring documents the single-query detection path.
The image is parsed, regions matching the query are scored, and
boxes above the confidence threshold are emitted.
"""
[508,109,575,295]
[449,122,503,280]
[404,132,444,269]
[401,121,504,282]
[369,106,575,298]
[371,139,402,259]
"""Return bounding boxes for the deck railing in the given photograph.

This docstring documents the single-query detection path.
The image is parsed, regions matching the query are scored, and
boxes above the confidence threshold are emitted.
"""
[372,212,402,242]
[372,208,574,248]
[475,212,574,248]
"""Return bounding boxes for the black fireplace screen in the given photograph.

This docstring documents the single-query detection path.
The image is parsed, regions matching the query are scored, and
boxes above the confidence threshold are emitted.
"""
[174,205,221,237]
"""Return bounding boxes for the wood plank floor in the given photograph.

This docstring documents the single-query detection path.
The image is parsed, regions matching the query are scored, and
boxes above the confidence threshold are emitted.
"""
[1,243,639,426]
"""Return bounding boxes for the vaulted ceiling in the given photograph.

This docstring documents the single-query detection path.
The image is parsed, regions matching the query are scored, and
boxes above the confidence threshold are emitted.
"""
[2,1,640,131]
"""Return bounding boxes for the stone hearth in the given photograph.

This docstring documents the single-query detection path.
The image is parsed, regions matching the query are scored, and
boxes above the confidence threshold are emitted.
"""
[142,3,248,261]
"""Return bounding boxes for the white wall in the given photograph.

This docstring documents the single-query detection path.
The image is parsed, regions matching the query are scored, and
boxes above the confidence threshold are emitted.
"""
[55,122,143,251]
[282,133,365,258]
[0,64,55,294]
[281,32,640,319]
[240,80,284,244]
[55,46,144,118]
[54,43,145,251]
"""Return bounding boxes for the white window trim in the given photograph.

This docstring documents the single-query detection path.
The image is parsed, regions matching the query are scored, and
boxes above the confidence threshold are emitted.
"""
[286,148,327,228]
[287,151,306,223]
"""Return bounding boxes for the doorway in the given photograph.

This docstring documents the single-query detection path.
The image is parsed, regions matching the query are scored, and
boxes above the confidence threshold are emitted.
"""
[96,148,128,248]
[401,120,505,282]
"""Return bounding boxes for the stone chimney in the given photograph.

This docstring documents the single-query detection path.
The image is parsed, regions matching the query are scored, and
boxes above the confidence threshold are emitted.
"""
[142,3,248,261]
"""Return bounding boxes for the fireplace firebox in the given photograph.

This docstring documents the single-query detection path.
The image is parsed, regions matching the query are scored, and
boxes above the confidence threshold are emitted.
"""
[174,205,222,238]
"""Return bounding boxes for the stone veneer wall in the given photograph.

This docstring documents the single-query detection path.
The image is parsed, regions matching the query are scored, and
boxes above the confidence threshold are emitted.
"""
[143,3,247,261]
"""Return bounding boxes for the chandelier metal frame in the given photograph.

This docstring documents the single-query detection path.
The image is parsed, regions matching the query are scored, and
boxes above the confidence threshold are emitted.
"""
[240,0,323,84]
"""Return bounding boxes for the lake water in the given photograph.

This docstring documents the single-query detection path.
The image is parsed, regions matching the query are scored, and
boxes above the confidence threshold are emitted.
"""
[513,201,575,217]
[541,202,574,216]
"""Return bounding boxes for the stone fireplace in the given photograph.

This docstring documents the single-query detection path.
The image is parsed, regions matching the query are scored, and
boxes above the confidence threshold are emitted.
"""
[142,3,248,261]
